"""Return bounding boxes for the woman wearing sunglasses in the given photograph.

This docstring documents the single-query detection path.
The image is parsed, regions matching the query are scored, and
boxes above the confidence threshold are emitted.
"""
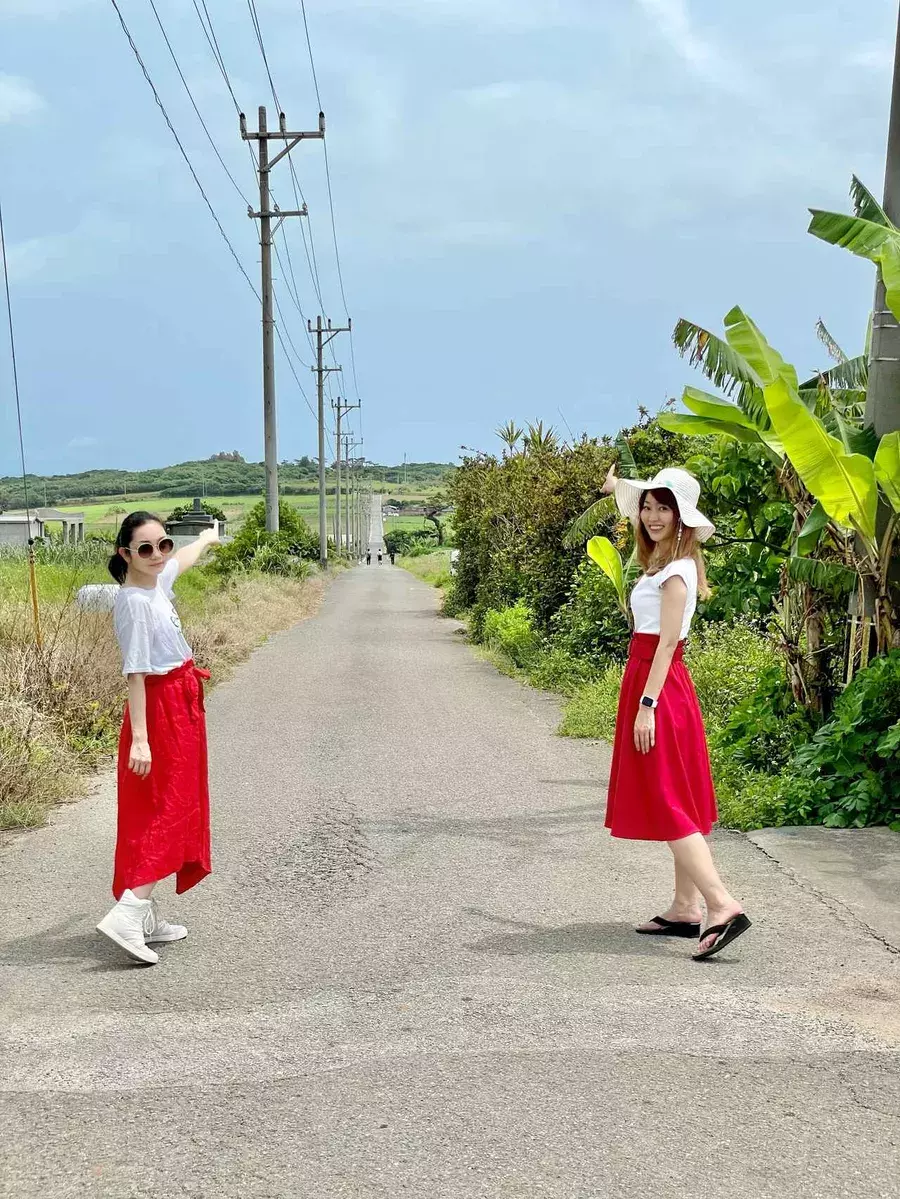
[96,511,219,965]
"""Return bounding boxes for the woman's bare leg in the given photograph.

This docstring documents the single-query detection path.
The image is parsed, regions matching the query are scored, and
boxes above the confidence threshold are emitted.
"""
[636,854,702,930]
[668,833,743,951]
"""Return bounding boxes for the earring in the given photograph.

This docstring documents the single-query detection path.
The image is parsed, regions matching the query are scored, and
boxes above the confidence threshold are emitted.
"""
[675,522,683,553]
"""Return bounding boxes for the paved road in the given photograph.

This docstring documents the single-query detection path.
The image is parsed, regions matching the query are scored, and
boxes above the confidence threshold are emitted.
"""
[1,565,899,1198]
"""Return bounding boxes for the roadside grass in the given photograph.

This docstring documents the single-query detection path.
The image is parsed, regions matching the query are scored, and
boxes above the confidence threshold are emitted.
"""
[0,549,325,833]
[399,549,453,593]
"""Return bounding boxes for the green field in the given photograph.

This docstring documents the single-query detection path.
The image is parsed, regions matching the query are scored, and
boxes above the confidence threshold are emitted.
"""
[45,489,446,537]
[49,494,345,536]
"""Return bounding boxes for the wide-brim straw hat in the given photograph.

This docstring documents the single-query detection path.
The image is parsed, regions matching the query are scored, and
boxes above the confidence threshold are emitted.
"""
[614,468,715,543]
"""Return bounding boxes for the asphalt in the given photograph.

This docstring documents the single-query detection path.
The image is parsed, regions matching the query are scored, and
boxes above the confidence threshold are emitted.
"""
[1,500,899,1199]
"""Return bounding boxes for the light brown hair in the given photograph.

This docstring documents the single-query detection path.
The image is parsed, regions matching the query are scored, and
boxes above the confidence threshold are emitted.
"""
[635,488,711,600]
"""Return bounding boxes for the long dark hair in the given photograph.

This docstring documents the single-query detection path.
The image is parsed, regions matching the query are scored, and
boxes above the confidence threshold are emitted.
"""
[636,488,711,600]
[108,511,164,584]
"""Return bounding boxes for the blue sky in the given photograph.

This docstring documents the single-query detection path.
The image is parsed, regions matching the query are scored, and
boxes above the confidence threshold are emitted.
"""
[0,0,897,476]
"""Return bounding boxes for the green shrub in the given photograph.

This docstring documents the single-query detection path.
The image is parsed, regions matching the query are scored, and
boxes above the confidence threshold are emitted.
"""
[683,621,778,734]
[529,645,601,695]
[780,650,900,829]
[482,603,540,670]
[707,738,791,831]
[548,560,630,666]
[718,663,821,772]
[212,499,320,576]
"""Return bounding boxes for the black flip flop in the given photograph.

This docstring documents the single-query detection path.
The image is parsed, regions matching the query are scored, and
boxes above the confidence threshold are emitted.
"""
[692,913,752,961]
[636,916,701,938]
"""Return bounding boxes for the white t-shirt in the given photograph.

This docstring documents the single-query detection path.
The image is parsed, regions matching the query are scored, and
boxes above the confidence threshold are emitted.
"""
[630,557,698,641]
[113,559,193,676]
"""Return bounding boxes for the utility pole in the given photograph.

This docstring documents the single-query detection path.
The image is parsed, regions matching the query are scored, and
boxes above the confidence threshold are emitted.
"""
[332,397,360,553]
[867,2,900,437]
[242,106,324,532]
[309,316,351,565]
[345,437,362,557]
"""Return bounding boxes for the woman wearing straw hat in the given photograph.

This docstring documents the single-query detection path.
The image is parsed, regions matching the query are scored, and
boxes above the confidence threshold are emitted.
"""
[600,463,751,961]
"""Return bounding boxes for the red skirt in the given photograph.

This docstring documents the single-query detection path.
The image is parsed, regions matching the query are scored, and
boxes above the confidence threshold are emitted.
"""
[604,634,717,841]
[113,659,212,899]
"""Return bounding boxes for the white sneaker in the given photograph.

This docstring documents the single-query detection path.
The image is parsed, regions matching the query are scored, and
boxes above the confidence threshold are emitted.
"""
[96,890,158,965]
[143,899,187,944]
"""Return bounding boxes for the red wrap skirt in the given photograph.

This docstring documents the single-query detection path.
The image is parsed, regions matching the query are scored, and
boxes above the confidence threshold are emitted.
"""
[604,633,717,841]
[113,659,212,899]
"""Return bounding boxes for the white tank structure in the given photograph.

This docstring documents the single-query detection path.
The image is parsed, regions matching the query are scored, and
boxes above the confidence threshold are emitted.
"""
[76,584,119,613]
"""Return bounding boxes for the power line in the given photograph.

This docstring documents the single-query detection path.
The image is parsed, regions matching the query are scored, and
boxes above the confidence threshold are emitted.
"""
[147,0,251,207]
[193,0,240,115]
[1,195,43,647]
[0,198,32,521]
[246,0,328,313]
[247,0,281,110]
[108,0,260,302]
[299,0,322,109]
[272,296,335,458]
[298,0,360,400]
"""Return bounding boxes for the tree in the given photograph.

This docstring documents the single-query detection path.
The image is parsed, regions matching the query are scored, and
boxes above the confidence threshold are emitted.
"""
[423,491,451,545]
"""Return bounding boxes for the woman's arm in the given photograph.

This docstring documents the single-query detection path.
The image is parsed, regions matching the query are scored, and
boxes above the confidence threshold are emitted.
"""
[126,673,152,778]
[634,576,688,754]
[174,525,220,576]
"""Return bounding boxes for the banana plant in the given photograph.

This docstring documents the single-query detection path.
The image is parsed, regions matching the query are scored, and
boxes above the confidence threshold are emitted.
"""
[724,307,899,652]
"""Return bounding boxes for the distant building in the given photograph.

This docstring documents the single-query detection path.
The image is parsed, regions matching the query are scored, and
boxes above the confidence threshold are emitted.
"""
[0,508,85,545]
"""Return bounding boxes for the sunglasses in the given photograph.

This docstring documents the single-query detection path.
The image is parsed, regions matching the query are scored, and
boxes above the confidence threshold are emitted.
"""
[127,537,175,559]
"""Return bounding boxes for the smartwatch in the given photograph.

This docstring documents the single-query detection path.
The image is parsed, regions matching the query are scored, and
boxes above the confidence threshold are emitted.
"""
[640,696,658,709]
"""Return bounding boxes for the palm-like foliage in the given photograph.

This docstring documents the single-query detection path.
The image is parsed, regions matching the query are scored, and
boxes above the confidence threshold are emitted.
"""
[523,421,558,454]
[496,421,523,454]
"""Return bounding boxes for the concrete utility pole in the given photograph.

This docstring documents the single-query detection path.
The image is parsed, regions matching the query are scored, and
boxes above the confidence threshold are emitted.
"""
[309,316,351,565]
[242,106,324,532]
[867,3,900,437]
[345,437,363,557]
[332,397,360,553]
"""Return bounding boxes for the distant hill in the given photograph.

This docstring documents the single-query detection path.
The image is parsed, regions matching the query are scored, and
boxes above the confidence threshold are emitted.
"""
[0,458,455,509]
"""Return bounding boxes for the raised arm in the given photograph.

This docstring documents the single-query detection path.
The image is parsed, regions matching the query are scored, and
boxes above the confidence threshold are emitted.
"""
[174,525,220,576]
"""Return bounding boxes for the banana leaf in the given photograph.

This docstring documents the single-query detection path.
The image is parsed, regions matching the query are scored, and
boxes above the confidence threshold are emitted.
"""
[850,175,889,225]
[563,497,614,548]
[787,555,857,596]
[795,502,829,556]
[614,435,638,479]
[672,319,762,396]
[587,536,627,615]
[875,431,900,513]
[658,410,762,444]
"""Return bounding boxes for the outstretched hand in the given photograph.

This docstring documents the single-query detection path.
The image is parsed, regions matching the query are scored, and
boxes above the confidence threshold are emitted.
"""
[199,522,221,547]
[601,463,618,495]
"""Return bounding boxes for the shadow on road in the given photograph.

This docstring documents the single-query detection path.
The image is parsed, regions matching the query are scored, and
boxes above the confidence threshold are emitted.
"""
[462,907,689,958]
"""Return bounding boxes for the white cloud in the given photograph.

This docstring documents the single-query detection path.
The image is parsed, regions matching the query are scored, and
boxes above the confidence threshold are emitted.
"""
[0,0,96,16]
[848,43,895,71]
[632,0,757,95]
[0,74,44,122]
[265,0,597,30]
[6,212,130,286]
[67,435,98,449]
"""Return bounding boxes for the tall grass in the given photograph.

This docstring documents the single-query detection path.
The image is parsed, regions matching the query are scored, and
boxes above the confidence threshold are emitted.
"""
[0,547,325,832]
[399,549,452,591]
